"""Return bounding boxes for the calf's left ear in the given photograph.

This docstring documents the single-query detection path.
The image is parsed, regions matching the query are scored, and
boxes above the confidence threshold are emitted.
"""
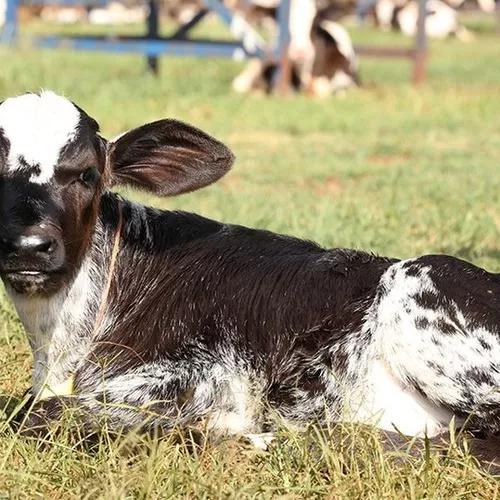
[107,119,234,196]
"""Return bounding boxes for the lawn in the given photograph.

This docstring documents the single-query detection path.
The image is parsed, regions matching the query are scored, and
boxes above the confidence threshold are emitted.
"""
[0,13,500,498]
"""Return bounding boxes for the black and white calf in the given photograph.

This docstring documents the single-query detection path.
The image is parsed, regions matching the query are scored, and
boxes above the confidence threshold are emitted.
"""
[0,92,499,448]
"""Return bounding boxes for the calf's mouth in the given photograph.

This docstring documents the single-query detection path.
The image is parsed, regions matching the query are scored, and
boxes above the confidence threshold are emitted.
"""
[0,268,66,295]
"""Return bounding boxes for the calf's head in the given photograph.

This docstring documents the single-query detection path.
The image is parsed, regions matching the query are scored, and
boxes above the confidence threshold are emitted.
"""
[0,91,233,295]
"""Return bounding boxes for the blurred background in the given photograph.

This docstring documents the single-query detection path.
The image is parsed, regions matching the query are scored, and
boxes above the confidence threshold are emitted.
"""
[0,0,499,268]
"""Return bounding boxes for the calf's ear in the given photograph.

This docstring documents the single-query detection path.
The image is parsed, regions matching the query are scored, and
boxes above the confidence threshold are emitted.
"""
[107,119,234,196]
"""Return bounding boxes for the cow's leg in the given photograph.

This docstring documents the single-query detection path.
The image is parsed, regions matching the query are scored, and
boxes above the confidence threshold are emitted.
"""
[7,367,209,437]
[12,388,200,439]
[13,362,262,439]
[359,256,500,437]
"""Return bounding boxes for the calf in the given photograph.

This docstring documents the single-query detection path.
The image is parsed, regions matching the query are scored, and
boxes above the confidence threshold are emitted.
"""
[0,92,499,455]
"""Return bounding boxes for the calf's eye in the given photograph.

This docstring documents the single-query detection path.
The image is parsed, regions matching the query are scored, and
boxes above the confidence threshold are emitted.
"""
[79,166,100,185]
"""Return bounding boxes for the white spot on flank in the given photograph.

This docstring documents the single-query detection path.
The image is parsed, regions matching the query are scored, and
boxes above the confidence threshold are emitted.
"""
[373,260,500,409]
[354,359,453,437]
[0,91,80,184]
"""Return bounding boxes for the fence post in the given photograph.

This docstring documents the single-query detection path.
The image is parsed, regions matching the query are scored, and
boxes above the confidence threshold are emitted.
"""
[146,0,159,74]
[413,0,427,84]
[275,0,292,95]
[1,0,18,44]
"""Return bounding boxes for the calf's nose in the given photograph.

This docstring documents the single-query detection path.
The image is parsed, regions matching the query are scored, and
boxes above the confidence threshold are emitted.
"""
[0,234,58,257]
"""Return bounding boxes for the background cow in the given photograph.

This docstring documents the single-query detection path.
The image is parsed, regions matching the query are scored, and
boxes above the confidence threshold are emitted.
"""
[232,0,359,95]
[375,0,474,40]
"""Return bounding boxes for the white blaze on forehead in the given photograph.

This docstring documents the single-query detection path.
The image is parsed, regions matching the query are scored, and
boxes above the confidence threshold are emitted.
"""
[0,91,80,184]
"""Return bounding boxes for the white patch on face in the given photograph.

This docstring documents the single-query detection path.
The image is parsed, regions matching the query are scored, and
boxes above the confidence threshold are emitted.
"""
[0,91,80,184]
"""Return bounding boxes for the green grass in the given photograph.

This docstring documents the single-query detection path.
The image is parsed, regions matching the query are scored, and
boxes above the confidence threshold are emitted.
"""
[1,15,500,497]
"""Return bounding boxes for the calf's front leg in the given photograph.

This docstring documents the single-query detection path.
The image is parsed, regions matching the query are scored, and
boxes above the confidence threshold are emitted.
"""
[9,372,210,438]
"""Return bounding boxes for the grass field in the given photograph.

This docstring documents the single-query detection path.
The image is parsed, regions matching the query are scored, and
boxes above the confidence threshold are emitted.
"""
[0,14,500,498]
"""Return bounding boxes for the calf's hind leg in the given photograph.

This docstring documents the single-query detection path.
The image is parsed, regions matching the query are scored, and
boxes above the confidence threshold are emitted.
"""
[361,257,500,436]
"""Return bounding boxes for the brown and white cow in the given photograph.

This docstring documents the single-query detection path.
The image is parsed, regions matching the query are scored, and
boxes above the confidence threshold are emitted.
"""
[232,0,359,96]
[375,0,474,40]
[0,92,499,468]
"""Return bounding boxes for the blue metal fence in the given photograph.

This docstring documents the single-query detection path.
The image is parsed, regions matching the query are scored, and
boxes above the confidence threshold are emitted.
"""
[0,0,429,85]
[0,0,292,79]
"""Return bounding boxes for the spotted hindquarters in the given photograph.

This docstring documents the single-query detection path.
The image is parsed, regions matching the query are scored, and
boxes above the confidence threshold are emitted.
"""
[363,256,500,436]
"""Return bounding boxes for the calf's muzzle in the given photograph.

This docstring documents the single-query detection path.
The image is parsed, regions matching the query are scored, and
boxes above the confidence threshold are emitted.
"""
[0,223,66,295]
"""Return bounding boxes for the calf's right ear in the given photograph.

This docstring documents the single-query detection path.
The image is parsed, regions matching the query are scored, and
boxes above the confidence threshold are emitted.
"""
[107,119,234,196]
